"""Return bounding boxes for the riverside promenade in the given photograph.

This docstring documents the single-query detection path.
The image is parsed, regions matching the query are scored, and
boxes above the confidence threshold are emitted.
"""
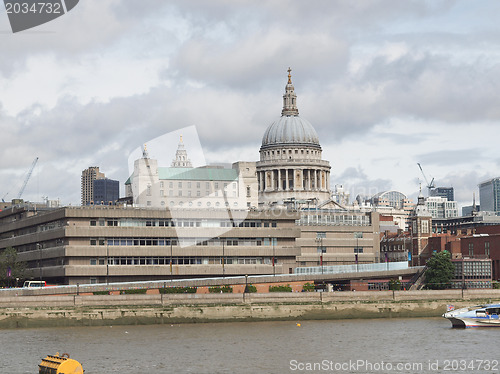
[1,289,499,329]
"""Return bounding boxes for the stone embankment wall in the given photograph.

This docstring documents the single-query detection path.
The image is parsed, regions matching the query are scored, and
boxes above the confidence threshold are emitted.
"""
[1,289,499,329]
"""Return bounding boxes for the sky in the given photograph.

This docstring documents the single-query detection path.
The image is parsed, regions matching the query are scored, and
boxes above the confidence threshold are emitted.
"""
[1,0,499,209]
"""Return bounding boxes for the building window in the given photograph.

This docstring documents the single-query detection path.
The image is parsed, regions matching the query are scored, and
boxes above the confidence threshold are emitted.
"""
[246,186,251,198]
[188,182,191,188]
[147,185,151,196]
[160,182,164,188]
[178,182,182,188]
[469,243,474,257]
[485,242,490,257]
[215,182,219,189]
[316,232,326,239]
[90,258,97,265]
[197,182,200,188]
[169,182,173,188]
[90,220,97,226]
[160,190,164,197]
[197,191,201,197]
[421,220,429,234]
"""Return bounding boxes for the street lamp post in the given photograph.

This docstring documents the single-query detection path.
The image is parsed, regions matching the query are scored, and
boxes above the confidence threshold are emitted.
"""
[354,232,363,272]
[221,237,225,278]
[37,243,42,282]
[315,237,324,274]
[170,239,173,284]
[106,242,109,285]
[272,237,275,276]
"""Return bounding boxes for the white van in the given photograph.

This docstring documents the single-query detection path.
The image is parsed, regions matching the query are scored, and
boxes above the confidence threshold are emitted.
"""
[23,280,46,288]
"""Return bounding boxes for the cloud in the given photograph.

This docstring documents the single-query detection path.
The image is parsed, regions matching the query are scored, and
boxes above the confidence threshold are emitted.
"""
[1,0,499,207]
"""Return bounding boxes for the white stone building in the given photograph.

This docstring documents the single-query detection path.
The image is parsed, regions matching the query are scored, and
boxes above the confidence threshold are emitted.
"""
[125,140,258,209]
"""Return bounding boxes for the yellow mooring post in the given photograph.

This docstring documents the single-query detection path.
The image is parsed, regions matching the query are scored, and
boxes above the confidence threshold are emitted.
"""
[39,353,84,374]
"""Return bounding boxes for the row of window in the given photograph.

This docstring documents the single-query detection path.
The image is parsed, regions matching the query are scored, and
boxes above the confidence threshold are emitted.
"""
[89,256,273,266]
[91,219,278,228]
[297,214,371,226]
[264,149,319,157]
[158,181,237,190]
[95,237,278,246]
[468,242,491,257]
[155,190,238,198]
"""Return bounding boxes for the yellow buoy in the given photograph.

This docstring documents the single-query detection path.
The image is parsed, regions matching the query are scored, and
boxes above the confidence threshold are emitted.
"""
[39,352,84,374]
[296,323,301,327]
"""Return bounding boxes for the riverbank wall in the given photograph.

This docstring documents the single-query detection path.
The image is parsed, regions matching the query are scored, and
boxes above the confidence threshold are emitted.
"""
[1,289,499,329]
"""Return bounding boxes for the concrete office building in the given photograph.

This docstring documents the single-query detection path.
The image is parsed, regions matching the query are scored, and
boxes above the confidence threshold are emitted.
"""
[0,205,379,285]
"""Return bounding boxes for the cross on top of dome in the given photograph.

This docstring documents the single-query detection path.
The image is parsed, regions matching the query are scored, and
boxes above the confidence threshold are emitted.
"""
[282,67,298,116]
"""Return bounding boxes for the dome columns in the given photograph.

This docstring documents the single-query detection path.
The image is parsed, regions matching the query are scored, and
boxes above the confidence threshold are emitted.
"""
[257,167,330,193]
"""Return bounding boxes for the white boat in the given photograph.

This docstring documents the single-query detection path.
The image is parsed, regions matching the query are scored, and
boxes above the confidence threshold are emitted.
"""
[443,304,500,328]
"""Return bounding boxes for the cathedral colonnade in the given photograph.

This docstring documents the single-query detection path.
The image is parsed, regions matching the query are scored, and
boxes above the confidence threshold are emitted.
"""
[257,168,330,192]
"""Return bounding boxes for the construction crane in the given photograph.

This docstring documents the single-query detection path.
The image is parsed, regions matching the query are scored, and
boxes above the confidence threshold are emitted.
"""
[16,157,38,199]
[417,163,435,196]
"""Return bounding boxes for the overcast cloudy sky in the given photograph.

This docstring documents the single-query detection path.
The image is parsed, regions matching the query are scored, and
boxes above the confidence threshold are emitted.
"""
[1,0,499,209]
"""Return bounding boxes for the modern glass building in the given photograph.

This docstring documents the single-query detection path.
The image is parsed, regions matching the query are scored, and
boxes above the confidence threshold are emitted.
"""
[479,177,500,213]
[431,187,454,201]
[93,178,119,205]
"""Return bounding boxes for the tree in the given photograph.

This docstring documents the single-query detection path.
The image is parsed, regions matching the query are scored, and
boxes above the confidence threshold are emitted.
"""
[424,250,454,290]
[0,247,27,288]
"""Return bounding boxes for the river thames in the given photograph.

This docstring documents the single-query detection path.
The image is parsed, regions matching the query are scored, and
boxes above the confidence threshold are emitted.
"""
[1,317,499,373]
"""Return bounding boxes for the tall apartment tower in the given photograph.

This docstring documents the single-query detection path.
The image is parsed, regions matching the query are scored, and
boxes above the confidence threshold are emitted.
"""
[81,167,105,205]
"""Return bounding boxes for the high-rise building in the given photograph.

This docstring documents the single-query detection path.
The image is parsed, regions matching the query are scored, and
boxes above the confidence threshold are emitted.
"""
[93,178,119,205]
[431,187,454,201]
[479,177,500,213]
[81,167,105,206]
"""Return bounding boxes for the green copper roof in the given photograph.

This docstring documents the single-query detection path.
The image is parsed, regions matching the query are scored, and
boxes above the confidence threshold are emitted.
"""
[159,167,238,181]
[125,167,238,185]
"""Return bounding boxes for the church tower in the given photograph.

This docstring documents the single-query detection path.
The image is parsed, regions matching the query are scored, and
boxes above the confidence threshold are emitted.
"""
[410,190,433,266]
[171,136,193,168]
